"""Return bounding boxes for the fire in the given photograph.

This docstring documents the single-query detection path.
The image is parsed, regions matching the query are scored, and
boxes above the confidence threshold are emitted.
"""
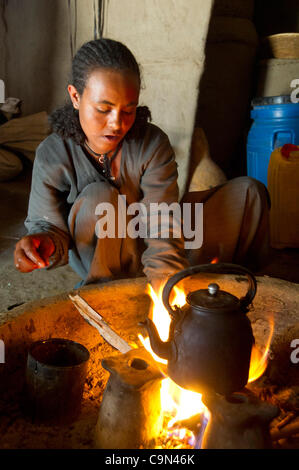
[138,281,209,445]
[138,275,275,447]
[160,379,206,426]
[138,283,186,364]
[248,317,274,383]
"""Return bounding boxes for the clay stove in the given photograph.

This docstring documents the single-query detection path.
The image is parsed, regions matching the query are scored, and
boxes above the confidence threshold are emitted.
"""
[94,347,164,449]
[92,346,279,449]
[90,264,296,449]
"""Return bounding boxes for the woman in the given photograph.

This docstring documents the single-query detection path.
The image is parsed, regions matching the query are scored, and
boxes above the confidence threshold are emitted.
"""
[14,38,270,290]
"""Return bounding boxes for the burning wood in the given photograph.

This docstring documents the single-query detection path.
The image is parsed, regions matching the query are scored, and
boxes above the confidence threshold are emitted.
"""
[271,415,299,441]
[276,411,296,429]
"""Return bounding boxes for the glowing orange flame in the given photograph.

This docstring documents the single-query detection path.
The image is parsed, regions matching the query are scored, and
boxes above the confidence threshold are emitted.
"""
[248,317,274,383]
[210,257,219,264]
[161,379,207,427]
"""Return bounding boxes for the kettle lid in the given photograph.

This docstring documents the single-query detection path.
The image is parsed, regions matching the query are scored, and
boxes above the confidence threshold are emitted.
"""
[186,283,240,313]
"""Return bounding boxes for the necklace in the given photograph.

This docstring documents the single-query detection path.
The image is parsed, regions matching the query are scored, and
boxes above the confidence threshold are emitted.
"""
[84,141,121,181]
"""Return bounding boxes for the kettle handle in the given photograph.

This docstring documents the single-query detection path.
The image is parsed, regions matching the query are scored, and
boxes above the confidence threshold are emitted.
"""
[162,263,257,316]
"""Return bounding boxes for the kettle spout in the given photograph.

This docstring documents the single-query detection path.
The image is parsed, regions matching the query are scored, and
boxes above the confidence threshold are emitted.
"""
[144,318,172,361]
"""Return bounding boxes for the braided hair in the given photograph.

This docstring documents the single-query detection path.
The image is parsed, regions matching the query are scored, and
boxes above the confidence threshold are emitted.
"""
[49,38,151,145]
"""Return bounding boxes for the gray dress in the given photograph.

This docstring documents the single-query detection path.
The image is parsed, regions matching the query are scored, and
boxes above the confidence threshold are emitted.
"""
[25,122,270,286]
[25,123,189,285]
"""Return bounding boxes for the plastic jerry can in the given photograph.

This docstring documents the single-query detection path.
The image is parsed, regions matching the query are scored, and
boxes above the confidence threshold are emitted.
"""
[268,144,299,248]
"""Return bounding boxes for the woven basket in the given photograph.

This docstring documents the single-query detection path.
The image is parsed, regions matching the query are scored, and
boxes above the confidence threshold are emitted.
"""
[261,33,299,59]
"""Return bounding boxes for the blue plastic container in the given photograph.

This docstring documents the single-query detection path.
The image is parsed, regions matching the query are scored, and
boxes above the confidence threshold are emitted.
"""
[247,96,299,186]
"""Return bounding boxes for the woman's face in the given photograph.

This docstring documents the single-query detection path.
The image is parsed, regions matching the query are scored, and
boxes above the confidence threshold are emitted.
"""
[68,68,140,154]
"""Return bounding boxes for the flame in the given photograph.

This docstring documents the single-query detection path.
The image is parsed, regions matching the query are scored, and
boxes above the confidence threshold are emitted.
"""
[139,281,209,445]
[139,276,274,447]
[210,257,219,264]
[138,282,186,364]
[248,317,274,383]
[147,282,186,338]
[161,379,206,427]
[138,283,171,364]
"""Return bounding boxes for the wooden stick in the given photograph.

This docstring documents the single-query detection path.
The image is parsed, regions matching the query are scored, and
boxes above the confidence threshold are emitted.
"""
[271,416,299,441]
[69,293,132,354]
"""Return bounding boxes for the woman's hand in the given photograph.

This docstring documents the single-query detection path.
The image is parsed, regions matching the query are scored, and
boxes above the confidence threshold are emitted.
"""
[14,233,55,273]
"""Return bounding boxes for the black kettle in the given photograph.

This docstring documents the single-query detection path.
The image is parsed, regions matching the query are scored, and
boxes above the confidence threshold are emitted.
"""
[145,263,256,396]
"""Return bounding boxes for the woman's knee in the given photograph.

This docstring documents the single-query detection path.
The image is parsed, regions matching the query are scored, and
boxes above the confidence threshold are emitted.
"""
[228,176,270,208]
